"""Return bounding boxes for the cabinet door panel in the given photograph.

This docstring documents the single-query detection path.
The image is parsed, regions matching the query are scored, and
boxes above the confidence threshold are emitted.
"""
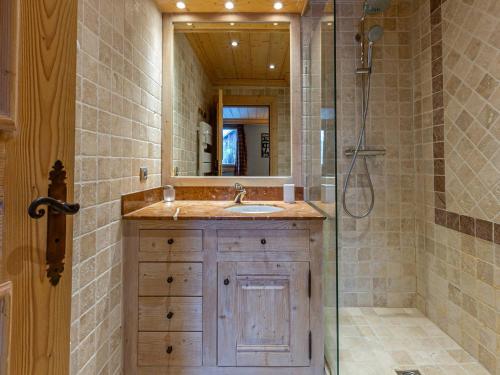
[218,262,309,367]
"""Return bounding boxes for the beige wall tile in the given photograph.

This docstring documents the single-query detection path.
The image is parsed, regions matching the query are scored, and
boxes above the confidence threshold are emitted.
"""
[72,0,162,373]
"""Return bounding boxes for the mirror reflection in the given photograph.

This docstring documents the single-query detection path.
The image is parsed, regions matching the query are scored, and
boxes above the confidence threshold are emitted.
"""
[172,22,291,177]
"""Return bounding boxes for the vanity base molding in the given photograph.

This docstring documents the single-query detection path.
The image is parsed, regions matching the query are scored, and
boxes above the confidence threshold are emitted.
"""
[124,220,324,375]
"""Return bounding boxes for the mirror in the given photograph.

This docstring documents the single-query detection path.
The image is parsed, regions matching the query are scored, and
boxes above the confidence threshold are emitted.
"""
[172,22,291,177]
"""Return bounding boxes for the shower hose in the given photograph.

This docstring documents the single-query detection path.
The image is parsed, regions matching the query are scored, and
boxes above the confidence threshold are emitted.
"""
[341,70,375,219]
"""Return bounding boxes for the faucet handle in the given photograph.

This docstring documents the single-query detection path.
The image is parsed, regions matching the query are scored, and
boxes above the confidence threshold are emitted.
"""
[234,182,244,191]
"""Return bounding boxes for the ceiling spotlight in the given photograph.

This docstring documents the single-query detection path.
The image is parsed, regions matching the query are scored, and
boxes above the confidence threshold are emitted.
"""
[230,22,235,26]
[231,40,239,47]
[269,64,276,69]
[187,22,193,26]
[327,22,332,26]
[176,1,186,9]
[273,22,279,26]
[225,1,234,9]
[273,1,283,10]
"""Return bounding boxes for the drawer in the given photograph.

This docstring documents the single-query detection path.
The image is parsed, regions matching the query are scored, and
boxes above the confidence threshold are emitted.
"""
[140,230,202,252]
[139,297,202,332]
[138,332,202,367]
[139,263,202,296]
[217,229,310,253]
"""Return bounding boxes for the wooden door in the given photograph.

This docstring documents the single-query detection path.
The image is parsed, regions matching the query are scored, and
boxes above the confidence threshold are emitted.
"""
[0,1,78,374]
[218,262,310,367]
[216,89,223,175]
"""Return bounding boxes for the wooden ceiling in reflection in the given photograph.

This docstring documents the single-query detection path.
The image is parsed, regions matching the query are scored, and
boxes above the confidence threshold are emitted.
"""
[155,0,309,14]
[179,26,290,87]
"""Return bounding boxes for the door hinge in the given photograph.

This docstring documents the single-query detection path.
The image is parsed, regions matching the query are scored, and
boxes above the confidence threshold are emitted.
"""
[308,269,311,298]
[308,331,312,360]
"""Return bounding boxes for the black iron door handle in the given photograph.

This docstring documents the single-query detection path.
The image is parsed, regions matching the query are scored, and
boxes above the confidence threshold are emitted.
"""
[26,160,80,286]
[28,197,80,219]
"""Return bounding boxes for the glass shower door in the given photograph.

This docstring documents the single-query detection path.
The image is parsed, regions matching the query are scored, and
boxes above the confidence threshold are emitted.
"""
[302,1,338,374]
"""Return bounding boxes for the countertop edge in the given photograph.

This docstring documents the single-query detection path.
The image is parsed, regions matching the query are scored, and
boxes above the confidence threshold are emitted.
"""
[122,201,326,221]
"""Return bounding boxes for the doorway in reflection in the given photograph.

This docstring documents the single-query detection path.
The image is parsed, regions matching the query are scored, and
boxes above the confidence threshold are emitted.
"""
[222,105,270,176]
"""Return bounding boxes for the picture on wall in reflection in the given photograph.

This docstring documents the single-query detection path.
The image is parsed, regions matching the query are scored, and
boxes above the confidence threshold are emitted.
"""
[261,133,270,158]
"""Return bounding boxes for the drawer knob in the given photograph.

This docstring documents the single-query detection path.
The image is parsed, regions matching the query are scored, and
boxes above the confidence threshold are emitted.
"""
[261,238,267,245]
[167,238,174,245]
[166,346,173,354]
[224,278,230,286]
[166,276,174,284]
[166,311,174,319]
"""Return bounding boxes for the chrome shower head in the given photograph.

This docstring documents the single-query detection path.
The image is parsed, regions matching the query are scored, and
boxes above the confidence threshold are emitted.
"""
[366,26,383,70]
[364,0,391,14]
[367,25,384,43]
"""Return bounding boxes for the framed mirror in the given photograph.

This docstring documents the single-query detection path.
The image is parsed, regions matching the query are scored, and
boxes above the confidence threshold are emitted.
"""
[162,14,301,186]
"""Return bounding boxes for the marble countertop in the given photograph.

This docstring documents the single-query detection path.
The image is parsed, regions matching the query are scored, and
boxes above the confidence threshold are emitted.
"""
[123,200,325,221]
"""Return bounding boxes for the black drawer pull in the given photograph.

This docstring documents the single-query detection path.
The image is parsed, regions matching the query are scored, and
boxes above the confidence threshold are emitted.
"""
[224,278,230,286]
[167,238,174,245]
[166,346,173,354]
[261,238,267,245]
[166,311,174,319]
[166,276,174,283]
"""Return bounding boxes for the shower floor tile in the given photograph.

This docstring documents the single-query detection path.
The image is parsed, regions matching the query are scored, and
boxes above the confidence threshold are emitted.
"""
[329,307,490,375]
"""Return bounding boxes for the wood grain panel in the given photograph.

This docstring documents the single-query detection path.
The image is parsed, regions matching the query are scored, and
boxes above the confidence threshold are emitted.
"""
[140,230,203,253]
[218,262,310,367]
[217,229,309,253]
[139,263,203,296]
[0,282,12,375]
[139,297,202,332]
[138,332,202,367]
[0,0,18,130]
[1,0,77,374]
[183,29,290,87]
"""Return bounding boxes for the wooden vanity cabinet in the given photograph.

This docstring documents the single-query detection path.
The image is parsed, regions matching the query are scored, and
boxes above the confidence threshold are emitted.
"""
[124,220,324,375]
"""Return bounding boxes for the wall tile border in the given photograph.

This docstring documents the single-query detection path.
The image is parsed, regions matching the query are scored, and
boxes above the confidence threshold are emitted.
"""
[430,0,498,245]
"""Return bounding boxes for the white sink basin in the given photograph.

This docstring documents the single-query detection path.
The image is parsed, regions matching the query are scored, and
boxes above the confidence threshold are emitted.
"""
[225,204,285,214]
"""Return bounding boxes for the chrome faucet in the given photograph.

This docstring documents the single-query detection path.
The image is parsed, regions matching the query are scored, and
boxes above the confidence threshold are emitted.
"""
[233,183,247,204]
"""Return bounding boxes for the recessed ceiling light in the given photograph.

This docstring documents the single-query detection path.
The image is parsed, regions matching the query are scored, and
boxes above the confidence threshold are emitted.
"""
[187,22,193,26]
[269,64,276,69]
[273,1,283,10]
[176,1,186,9]
[327,22,332,26]
[273,22,279,26]
[225,1,234,9]
[231,41,239,47]
[230,22,235,26]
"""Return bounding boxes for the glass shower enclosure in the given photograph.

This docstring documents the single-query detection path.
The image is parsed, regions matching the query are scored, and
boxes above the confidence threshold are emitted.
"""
[302,1,338,374]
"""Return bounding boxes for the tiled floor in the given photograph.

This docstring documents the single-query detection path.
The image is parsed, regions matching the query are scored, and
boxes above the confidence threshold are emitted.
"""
[326,307,491,375]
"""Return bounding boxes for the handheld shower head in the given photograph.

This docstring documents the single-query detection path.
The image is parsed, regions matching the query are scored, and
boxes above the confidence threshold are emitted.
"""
[364,0,391,14]
[367,25,384,43]
[367,26,383,69]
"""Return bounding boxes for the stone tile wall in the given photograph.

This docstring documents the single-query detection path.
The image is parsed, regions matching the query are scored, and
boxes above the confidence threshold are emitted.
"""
[412,0,499,373]
[71,0,162,373]
[336,0,417,307]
